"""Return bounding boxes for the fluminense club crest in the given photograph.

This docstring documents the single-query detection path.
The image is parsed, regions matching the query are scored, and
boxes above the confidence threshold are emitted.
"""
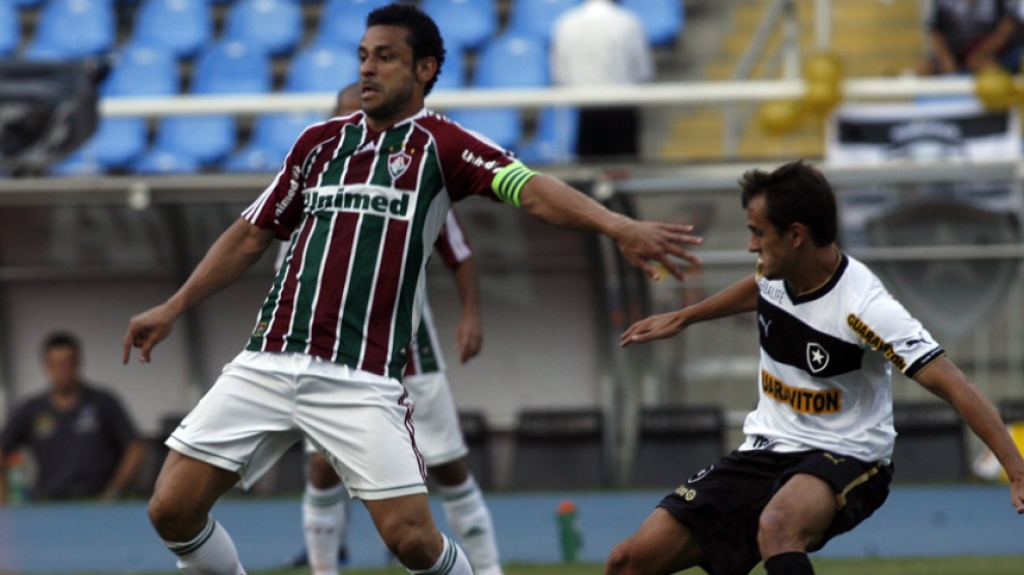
[388,151,412,180]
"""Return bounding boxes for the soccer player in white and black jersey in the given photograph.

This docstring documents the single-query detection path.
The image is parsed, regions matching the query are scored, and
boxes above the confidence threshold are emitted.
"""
[608,161,1024,575]
[122,5,702,575]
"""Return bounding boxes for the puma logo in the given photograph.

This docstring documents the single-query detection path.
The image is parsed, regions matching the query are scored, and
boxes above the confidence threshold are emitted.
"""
[759,314,772,337]
[823,453,846,465]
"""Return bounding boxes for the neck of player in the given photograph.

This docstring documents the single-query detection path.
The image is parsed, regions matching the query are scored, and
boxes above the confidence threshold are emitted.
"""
[787,244,841,297]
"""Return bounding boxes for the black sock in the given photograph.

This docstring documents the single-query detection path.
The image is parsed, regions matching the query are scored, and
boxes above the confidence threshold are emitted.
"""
[764,552,814,575]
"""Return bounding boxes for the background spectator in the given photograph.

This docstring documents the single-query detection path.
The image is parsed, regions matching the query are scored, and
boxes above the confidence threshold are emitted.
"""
[550,0,654,160]
[0,332,144,502]
[919,0,1022,75]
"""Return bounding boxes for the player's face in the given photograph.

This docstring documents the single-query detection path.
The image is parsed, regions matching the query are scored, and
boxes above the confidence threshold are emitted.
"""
[746,195,796,280]
[358,25,429,124]
[43,346,79,391]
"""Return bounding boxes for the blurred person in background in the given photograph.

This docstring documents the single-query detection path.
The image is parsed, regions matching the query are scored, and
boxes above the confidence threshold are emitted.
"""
[284,85,502,575]
[0,332,144,503]
[550,0,654,160]
[918,0,1022,75]
[123,5,701,575]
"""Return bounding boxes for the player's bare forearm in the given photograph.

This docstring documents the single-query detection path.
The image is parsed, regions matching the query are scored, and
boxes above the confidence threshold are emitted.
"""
[124,218,274,363]
[916,358,1024,511]
[452,257,482,363]
[104,440,146,500]
[621,275,758,346]
[518,175,703,281]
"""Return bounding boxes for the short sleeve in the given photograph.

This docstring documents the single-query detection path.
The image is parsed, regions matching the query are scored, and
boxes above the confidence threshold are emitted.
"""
[431,117,538,205]
[848,289,945,378]
[241,122,329,240]
[97,391,138,450]
[0,401,34,454]
[435,209,473,269]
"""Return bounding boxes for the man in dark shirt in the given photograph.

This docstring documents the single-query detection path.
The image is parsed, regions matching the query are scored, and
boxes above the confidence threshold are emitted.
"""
[919,0,1022,75]
[0,332,144,502]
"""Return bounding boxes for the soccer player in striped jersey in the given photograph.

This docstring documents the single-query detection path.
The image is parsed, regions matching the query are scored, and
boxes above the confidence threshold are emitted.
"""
[608,161,1024,575]
[123,5,702,575]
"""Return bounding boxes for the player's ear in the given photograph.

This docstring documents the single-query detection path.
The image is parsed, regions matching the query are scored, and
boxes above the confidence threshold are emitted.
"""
[415,57,438,85]
[789,222,808,247]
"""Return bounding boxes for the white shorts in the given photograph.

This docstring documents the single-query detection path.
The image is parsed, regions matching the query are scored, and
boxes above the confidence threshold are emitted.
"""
[167,351,427,500]
[304,371,468,467]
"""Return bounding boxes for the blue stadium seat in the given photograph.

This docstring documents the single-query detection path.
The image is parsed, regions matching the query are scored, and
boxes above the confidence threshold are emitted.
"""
[13,0,43,8]
[146,40,270,168]
[0,1,18,58]
[224,0,303,56]
[132,148,200,174]
[49,138,102,177]
[93,118,149,169]
[517,107,578,165]
[433,45,465,91]
[447,34,549,150]
[422,0,496,51]
[509,0,582,43]
[102,45,179,97]
[134,0,212,59]
[622,0,684,46]
[318,0,392,48]
[285,43,360,92]
[26,0,115,59]
[225,112,320,172]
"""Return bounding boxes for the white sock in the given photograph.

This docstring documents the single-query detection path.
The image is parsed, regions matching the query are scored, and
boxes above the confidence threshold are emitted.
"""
[409,534,473,575]
[440,475,502,575]
[303,482,349,575]
[163,516,246,575]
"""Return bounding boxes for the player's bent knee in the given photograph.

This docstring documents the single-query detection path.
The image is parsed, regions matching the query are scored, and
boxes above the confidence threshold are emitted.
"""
[381,522,440,567]
[605,540,647,575]
[757,508,804,554]
[148,491,205,541]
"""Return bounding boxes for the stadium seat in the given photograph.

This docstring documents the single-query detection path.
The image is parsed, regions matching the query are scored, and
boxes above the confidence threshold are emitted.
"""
[13,0,43,8]
[622,0,685,46]
[146,40,270,168]
[517,106,578,165]
[224,0,303,56]
[458,411,494,490]
[891,402,967,483]
[447,34,548,150]
[285,42,361,93]
[101,45,179,98]
[632,406,725,489]
[92,118,149,170]
[132,148,200,174]
[0,1,18,58]
[26,0,115,60]
[48,138,102,176]
[133,0,212,59]
[318,0,392,48]
[225,111,320,172]
[422,0,497,51]
[432,45,465,91]
[509,0,583,43]
[511,409,608,490]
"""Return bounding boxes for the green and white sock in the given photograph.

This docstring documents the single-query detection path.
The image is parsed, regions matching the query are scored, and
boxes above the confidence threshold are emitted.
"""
[303,483,348,575]
[163,515,246,575]
[441,475,502,575]
[409,534,472,575]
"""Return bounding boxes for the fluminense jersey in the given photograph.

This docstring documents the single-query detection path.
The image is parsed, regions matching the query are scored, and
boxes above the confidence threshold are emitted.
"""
[739,253,946,463]
[404,210,473,378]
[243,109,534,380]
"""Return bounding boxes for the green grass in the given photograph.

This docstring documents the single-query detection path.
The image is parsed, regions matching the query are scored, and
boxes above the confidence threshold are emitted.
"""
[98,556,1024,575]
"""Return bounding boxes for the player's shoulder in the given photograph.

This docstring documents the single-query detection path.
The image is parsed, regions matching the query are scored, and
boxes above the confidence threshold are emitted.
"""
[413,109,510,152]
[839,254,886,298]
[297,112,364,143]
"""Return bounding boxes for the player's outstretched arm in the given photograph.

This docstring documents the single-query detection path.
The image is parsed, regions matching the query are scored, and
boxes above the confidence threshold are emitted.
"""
[517,175,703,281]
[123,218,275,364]
[452,256,482,364]
[621,275,759,347]
[914,358,1024,514]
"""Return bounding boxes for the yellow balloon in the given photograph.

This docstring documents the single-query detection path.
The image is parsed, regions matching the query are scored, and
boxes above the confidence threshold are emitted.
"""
[803,52,845,85]
[975,65,1017,110]
[757,100,802,136]
[805,80,843,116]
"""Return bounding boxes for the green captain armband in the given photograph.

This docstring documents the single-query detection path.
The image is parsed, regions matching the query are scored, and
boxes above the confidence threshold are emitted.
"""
[491,161,539,208]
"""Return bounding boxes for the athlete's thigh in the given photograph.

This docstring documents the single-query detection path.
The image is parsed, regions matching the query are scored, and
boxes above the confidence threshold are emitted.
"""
[403,372,467,467]
[609,508,704,575]
[760,473,836,550]
[297,362,427,501]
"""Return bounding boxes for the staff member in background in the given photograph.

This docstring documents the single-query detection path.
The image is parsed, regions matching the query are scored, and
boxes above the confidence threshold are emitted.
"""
[918,0,1022,75]
[0,332,144,502]
[550,0,654,160]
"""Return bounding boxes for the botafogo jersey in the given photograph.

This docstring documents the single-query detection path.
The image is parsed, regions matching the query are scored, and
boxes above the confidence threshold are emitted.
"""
[243,109,533,380]
[739,253,946,463]
[404,209,473,378]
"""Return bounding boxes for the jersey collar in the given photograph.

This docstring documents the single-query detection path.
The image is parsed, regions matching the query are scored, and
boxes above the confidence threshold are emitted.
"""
[786,251,849,305]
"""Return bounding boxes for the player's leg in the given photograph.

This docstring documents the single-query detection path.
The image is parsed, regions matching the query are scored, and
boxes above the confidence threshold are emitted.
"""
[364,492,472,574]
[148,451,246,574]
[757,473,833,575]
[605,508,704,575]
[303,450,349,575]
[406,372,502,575]
[430,458,502,575]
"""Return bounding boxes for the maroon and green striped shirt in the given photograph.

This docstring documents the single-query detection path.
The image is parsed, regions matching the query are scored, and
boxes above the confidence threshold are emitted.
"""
[242,109,534,380]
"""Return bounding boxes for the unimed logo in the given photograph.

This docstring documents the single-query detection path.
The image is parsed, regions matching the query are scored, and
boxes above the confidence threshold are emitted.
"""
[305,186,411,218]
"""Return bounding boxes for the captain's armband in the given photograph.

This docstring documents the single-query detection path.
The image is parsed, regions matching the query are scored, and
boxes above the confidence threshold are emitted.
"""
[491,161,539,208]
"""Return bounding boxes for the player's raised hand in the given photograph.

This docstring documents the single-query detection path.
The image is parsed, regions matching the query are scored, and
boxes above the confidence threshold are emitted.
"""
[123,302,180,364]
[620,310,687,347]
[614,221,703,282]
[1010,473,1024,514]
[455,310,482,364]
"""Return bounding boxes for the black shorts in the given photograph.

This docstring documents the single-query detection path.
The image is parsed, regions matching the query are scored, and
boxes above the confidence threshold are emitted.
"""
[657,449,893,575]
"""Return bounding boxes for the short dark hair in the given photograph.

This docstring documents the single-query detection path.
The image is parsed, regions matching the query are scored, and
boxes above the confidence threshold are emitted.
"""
[43,332,81,356]
[739,160,837,246]
[367,4,446,96]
